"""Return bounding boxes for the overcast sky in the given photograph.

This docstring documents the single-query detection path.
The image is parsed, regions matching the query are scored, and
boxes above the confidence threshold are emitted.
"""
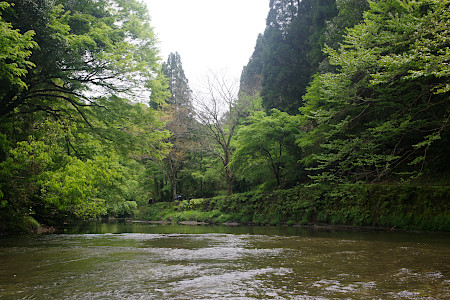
[143,0,269,91]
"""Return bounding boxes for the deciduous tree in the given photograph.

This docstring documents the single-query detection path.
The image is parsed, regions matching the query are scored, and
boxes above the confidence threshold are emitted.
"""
[299,0,450,183]
[233,109,303,189]
[0,0,171,230]
[195,71,251,196]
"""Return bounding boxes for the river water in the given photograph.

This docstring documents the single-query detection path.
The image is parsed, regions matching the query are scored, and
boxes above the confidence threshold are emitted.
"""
[0,222,449,299]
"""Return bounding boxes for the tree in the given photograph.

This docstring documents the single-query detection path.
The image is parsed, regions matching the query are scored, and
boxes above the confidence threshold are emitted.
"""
[148,52,197,201]
[320,0,370,73]
[299,0,450,183]
[156,104,196,201]
[1,0,164,119]
[323,0,370,50]
[195,71,251,197]
[240,0,338,114]
[239,34,265,97]
[0,2,36,93]
[162,52,193,110]
[0,0,171,231]
[233,109,303,189]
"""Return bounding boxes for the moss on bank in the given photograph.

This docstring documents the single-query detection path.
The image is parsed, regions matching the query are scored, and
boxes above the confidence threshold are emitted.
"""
[136,184,450,231]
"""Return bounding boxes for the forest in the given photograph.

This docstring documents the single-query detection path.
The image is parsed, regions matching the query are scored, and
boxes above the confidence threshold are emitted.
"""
[0,0,449,233]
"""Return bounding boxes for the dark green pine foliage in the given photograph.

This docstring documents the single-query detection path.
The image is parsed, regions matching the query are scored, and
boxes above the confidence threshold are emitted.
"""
[320,0,370,72]
[162,52,193,111]
[325,0,370,47]
[240,0,338,114]
[239,34,265,97]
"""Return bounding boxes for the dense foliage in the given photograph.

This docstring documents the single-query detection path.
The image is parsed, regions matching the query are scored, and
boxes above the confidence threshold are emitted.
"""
[2,0,449,232]
[300,0,450,183]
[148,52,198,202]
[239,0,449,186]
[232,109,303,189]
[138,184,450,231]
[0,0,170,232]
[155,0,449,230]
[240,0,338,114]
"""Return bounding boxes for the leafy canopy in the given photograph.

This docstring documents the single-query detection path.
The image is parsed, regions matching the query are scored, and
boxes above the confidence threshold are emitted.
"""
[299,0,450,183]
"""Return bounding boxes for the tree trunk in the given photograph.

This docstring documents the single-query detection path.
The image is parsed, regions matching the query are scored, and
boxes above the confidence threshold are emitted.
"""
[170,174,177,201]
[225,166,232,197]
[275,167,281,187]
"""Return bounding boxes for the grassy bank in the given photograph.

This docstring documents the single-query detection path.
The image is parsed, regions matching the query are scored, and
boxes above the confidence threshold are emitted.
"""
[136,184,450,231]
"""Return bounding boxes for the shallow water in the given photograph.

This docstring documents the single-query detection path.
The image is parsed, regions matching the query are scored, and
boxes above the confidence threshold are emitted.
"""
[0,222,449,299]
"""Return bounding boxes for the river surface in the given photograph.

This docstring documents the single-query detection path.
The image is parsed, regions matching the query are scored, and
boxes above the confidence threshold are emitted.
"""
[0,222,449,299]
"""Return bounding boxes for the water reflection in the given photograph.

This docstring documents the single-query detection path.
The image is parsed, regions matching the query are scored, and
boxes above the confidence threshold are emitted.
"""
[0,222,449,299]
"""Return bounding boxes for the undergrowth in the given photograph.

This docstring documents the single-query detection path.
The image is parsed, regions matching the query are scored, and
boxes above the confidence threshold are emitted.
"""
[134,184,450,231]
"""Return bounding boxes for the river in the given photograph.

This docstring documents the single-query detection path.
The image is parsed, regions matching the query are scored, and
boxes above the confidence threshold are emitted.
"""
[0,222,449,299]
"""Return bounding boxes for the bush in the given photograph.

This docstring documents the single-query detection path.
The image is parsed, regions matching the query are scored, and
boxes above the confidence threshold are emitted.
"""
[20,216,41,233]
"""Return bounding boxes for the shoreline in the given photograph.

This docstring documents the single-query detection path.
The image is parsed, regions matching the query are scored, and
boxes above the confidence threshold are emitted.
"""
[127,219,443,233]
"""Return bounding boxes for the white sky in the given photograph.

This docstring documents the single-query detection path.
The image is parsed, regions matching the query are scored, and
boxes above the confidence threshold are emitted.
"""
[143,0,269,91]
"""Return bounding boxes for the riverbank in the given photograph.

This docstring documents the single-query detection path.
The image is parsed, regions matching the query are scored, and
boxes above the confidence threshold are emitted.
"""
[136,184,450,232]
[2,184,448,234]
[128,220,404,233]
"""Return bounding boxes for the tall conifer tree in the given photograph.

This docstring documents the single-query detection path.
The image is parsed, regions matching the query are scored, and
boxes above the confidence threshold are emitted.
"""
[162,52,193,111]
[159,52,195,201]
